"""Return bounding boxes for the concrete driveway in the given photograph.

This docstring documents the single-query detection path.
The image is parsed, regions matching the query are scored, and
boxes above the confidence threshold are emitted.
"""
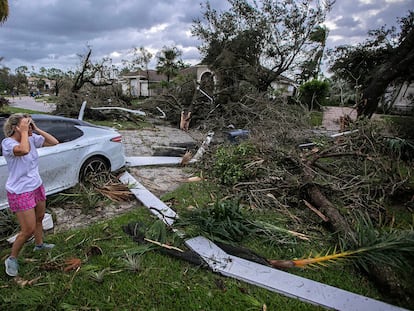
[321,106,358,131]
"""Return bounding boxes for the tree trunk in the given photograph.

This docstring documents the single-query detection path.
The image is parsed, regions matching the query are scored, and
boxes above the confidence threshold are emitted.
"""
[359,27,414,118]
[302,163,410,302]
[306,185,356,241]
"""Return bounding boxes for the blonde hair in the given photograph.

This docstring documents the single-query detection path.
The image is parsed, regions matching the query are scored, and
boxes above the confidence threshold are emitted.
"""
[3,113,31,137]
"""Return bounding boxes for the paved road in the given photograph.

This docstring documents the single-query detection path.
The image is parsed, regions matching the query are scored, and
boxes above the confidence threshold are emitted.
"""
[8,96,56,113]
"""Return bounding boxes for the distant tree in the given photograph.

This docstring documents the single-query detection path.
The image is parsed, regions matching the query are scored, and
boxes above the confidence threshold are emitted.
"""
[122,46,153,79]
[155,46,185,82]
[0,66,27,95]
[297,25,329,83]
[192,0,334,98]
[39,67,68,96]
[0,64,11,92]
[15,66,29,75]
[328,11,414,117]
[0,0,8,24]
[0,64,28,94]
[72,48,115,93]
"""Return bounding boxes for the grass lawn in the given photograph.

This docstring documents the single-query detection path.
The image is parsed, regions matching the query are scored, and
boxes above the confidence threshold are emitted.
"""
[1,106,43,115]
[0,181,388,311]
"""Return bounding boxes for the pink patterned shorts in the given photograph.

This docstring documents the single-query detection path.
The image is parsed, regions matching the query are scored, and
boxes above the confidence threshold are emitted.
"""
[7,185,46,213]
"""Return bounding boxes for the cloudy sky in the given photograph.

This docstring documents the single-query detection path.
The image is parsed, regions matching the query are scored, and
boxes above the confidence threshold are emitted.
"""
[0,0,412,73]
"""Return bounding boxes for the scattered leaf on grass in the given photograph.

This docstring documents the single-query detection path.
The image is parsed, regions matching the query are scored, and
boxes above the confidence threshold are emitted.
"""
[14,276,42,287]
[187,176,203,182]
[64,258,82,272]
[86,245,103,257]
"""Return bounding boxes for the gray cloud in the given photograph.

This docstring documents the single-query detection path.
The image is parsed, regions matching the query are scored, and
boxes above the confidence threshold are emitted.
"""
[1,0,412,72]
[326,0,412,46]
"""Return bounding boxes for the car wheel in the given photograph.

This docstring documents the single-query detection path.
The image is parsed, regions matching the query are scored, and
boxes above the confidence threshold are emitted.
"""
[80,156,109,183]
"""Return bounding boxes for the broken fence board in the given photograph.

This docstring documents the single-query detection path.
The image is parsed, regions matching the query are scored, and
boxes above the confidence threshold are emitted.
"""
[91,106,146,116]
[126,156,183,167]
[185,236,407,311]
[119,172,177,226]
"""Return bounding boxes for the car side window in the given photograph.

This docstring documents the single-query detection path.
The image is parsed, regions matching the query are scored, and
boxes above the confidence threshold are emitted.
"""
[34,120,84,143]
[0,119,5,156]
[0,117,86,156]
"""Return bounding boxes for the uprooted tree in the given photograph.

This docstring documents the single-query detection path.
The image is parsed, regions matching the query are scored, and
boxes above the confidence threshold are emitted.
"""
[328,11,414,118]
[197,96,414,305]
[146,0,335,129]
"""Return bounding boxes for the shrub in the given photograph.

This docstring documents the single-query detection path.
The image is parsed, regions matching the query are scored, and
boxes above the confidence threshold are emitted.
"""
[0,209,18,243]
[0,96,10,111]
[299,79,330,110]
[213,142,256,185]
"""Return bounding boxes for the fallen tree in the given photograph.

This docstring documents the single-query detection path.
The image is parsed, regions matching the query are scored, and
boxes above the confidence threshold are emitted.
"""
[195,96,414,305]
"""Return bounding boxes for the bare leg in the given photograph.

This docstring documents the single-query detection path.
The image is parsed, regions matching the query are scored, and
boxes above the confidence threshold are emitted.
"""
[11,209,36,258]
[34,200,46,246]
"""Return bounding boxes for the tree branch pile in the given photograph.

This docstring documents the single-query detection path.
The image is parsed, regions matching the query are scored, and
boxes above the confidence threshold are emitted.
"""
[201,99,413,304]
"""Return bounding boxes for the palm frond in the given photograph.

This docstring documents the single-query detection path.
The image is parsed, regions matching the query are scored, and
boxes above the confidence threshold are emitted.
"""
[269,215,414,271]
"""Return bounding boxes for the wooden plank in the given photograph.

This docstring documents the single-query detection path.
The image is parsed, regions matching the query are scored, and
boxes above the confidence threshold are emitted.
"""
[185,236,407,311]
[125,156,183,167]
[119,172,177,226]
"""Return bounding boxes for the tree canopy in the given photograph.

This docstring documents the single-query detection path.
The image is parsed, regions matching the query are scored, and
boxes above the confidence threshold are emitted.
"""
[155,46,186,83]
[121,46,153,77]
[192,0,334,97]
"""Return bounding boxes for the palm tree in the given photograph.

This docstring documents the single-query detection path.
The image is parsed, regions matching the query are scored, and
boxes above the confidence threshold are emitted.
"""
[309,25,329,78]
[0,0,9,24]
[155,46,185,82]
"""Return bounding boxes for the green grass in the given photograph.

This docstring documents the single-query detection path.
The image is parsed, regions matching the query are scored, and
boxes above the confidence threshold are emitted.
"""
[381,115,414,139]
[0,208,319,311]
[1,107,44,115]
[309,111,323,127]
[0,181,389,311]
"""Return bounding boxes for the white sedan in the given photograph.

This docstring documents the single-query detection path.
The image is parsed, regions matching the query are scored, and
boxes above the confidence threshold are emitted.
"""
[0,114,126,210]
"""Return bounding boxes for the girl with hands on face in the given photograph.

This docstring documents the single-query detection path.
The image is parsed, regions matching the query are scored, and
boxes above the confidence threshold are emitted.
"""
[1,113,59,277]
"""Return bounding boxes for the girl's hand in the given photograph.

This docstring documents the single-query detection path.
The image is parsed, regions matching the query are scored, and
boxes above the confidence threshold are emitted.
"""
[16,118,31,133]
[29,118,38,131]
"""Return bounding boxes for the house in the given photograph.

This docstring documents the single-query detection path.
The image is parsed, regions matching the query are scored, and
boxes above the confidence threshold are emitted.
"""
[27,77,54,93]
[269,75,297,97]
[120,65,216,98]
[120,70,167,97]
[380,81,414,115]
[179,65,216,86]
[120,65,297,100]
[390,81,414,114]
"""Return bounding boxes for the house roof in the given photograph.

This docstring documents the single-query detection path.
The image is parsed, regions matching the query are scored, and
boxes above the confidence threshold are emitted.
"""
[122,69,167,82]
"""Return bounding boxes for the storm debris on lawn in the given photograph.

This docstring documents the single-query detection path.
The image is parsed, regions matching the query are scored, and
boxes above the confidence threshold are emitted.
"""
[154,96,413,303]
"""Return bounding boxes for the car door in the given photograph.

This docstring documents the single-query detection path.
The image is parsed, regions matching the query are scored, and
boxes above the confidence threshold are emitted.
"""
[0,155,9,209]
[34,119,88,196]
